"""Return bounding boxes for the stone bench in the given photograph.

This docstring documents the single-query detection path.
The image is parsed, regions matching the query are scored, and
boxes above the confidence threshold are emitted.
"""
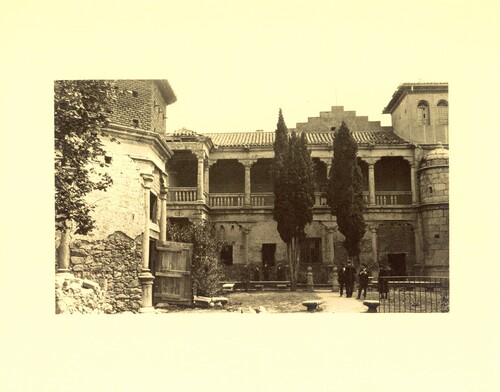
[302,300,323,312]
[363,300,380,313]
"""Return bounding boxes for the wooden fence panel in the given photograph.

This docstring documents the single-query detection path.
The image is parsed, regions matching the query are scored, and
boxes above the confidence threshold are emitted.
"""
[153,241,193,305]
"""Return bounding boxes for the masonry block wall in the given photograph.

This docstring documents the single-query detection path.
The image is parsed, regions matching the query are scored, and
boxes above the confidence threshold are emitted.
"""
[376,222,416,273]
[293,106,389,133]
[68,136,147,313]
[70,232,143,313]
[108,80,154,131]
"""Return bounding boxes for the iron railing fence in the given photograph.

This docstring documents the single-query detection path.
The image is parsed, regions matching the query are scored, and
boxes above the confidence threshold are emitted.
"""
[378,276,449,313]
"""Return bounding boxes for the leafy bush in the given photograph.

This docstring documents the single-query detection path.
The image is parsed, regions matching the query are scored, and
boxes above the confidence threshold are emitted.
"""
[167,220,225,297]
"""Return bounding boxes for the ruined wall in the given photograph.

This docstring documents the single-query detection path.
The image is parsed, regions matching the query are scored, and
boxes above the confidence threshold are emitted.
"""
[70,231,143,313]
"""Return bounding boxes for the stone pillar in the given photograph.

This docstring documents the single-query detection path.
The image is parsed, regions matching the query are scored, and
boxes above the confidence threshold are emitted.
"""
[204,160,210,195]
[244,162,252,206]
[195,152,205,202]
[325,227,336,263]
[367,159,377,206]
[139,173,155,313]
[410,162,417,205]
[56,223,72,275]
[159,178,168,243]
[370,226,378,265]
[307,266,314,292]
[242,227,251,264]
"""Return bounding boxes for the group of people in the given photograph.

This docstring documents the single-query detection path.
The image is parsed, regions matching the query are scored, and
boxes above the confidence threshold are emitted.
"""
[337,261,392,299]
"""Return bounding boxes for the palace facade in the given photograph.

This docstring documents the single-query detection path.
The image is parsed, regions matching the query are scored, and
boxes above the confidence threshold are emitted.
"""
[64,80,449,311]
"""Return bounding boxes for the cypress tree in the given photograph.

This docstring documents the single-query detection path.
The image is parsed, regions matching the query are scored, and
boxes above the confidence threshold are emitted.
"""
[326,121,366,266]
[272,110,315,290]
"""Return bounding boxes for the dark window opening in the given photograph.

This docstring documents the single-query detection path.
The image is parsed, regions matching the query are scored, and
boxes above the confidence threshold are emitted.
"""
[429,186,433,193]
[434,234,440,239]
[150,192,158,223]
[132,91,139,97]
[149,238,156,274]
[105,156,112,164]
[417,100,430,125]
[387,253,406,277]
[262,244,276,267]
[221,245,233,266]
[132,119,139,127]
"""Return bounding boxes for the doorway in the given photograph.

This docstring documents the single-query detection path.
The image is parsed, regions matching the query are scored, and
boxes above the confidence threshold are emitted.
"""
[387,253,406,277]
[262,244,276,281]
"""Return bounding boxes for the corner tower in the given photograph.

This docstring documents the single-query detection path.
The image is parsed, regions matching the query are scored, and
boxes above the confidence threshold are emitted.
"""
[383,83,448,145]
[417,143,449,277]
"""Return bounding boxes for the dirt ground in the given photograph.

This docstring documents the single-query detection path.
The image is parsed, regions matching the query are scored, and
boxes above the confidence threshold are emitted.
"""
[164,290,369,313]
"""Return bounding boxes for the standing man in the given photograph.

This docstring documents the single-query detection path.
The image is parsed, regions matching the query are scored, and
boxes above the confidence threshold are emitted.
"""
[338,263,346,297]
[357,264,369,300]
[344,260,356,298]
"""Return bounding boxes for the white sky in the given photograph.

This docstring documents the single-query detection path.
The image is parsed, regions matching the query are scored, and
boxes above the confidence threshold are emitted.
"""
[2,0,497,134]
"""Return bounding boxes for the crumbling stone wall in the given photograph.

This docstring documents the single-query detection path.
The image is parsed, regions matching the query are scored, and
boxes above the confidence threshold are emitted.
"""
[70,231,143,313]
[55,275,112,314]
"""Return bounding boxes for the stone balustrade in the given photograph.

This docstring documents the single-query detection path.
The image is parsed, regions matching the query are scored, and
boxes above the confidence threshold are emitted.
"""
[167,189,414,207]
[168,187,198,202]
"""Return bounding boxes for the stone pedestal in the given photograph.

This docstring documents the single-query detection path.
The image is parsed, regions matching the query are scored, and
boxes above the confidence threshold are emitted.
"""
[306,266,314,292]
[138,272,155,313]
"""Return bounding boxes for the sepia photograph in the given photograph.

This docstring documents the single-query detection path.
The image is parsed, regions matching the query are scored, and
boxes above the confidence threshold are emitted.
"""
[54,79,449,315]
[1,1,498,391]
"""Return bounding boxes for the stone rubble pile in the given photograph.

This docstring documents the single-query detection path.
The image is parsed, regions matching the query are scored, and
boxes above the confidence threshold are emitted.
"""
[55,274,113,314]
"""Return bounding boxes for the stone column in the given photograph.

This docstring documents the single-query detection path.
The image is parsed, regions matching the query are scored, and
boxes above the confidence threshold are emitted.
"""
[239,160,256,206]
[244,162,252,206]
[410,162,417,205]
[367,159,377,206]
[204,160,210,196]
[195,152,205,202]
[139,173,155,313]
[56,222,72,275]
[370,226,378,265]
[159,176,168,243]
[242,227,251,264]
[325,227,336,263]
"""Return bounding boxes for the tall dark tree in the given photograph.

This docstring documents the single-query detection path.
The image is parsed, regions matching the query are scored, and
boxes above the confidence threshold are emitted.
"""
[327,121,366,266]
[272,110,315,291]
[54,80,116,272]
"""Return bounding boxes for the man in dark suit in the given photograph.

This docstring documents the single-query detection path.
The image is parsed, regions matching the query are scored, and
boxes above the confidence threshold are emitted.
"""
[344,260,356,298]
[357,264,369,299]
[338,263,346,297]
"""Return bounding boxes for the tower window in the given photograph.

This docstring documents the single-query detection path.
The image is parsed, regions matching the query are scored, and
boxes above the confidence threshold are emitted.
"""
[104,156,112,164]
[132,119,140,127]
[417,101,430,125]
[132,91,139,97]
[150,192,158,223]
[437,100,448,124]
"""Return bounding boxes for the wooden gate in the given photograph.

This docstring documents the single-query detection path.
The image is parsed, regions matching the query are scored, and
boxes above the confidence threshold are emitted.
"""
[153,241,193,305]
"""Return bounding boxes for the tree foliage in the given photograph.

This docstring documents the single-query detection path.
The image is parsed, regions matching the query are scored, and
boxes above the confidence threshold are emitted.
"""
[272,109,315,290]
[326,121,366,261]
[54,80,116,235]
[167,220,225,297]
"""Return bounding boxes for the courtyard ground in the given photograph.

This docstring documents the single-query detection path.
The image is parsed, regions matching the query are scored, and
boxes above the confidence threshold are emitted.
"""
[163,289,371,313]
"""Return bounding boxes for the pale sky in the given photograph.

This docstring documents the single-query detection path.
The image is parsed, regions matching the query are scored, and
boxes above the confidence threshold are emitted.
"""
[2,1,496,134]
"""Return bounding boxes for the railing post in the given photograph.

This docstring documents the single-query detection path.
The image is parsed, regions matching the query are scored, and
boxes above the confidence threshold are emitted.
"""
[307,266,314,292]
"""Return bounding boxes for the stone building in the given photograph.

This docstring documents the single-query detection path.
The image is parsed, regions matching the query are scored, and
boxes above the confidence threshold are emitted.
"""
[61,80,449,311]
[165,82,449,283]
[64,80,176,312]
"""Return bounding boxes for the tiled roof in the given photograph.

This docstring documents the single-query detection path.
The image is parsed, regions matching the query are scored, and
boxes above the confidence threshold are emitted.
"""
[205,131,409,148]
